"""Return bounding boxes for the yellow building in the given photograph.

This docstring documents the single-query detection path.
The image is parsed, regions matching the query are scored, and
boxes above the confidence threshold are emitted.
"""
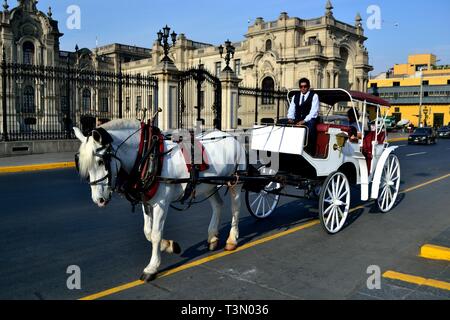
[368,54,450,128]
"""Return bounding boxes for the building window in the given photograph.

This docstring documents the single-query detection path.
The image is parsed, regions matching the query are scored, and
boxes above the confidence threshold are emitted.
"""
[100,91,109,112]
[82,89,91,112]
[23,86,35,113]
[60,86,68,113]
[148,95,153,110]
[125,97,130,112]
[395,107,400,113]
[447,80,450,85]
[261,77,275,105]
[215,62,221,76]
[234,59,241,76]
[370,83,378,88]
[136,96,142,110]
[199,91,204,109]
[265,39,272,51]
[422,80,429,86]
[393,82,400,87]
[23,42,35,65]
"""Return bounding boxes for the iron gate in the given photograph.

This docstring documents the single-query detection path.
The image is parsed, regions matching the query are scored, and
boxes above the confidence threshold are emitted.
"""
[178,67,221,130]
[0,56,158,142]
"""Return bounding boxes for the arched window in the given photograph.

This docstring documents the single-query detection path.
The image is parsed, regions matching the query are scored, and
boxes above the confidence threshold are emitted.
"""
[262,77,275,105]
[23,42,35,65]
[82,89,91,112]
[23,86,35,113]
[265,39,272,52]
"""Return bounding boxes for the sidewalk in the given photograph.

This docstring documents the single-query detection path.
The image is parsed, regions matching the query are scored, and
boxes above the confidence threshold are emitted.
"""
[0,152,76,173]
[0,131,409,174]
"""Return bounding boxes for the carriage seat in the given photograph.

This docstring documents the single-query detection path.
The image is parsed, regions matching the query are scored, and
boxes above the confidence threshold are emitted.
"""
[315,123,353,158]
[362,131,386,171]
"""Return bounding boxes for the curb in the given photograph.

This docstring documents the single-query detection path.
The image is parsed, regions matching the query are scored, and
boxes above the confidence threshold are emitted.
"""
[388,137,408,143]
[420,244,450,262]
[0,162,75,174]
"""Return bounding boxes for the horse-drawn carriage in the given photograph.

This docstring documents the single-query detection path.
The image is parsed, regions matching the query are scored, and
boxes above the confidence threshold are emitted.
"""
[74,88,401,281]
[244,89,401,234]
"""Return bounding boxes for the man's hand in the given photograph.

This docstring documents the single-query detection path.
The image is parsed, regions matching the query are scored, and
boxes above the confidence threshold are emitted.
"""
[296,120,305,126]
[287,119,295,125]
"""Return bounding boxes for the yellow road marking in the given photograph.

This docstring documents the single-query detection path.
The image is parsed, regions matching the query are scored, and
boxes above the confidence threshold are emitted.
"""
[402,173,450,193]
[383,271,450,291]
[0,162,75,174]
[420,244,450,262]
[388,137,408,143]
[79,172,450,300]
[79,220,321,300]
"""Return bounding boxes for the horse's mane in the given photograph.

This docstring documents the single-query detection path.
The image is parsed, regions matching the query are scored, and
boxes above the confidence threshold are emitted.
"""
[100,119,141,131]
[78,136,96,179]
[78,119,141,178]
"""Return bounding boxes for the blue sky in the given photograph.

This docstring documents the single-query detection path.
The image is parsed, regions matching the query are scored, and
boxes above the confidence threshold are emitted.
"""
[31,0,450,75]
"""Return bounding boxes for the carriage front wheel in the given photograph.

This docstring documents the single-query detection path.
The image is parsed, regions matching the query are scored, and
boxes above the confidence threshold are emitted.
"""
[319,172,351,234]
[245,168,281,219]
[376,154,401,213]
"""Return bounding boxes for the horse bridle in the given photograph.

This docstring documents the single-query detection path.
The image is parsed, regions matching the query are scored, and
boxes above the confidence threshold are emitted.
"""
[75,138,123,190]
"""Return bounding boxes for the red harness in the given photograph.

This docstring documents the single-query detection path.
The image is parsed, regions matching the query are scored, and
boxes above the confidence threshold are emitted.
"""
[179,139,210,172]
[121,123,209,204]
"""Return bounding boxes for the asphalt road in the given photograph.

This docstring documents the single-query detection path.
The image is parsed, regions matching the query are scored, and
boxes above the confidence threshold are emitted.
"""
[0,139,449,300]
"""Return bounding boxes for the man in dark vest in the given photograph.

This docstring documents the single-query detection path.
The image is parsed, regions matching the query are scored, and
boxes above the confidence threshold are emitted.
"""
[287,78,320,155]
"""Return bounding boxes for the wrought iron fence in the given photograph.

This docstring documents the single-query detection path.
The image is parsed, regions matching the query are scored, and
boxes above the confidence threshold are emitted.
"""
[237,86,289,127]
[0,59,158,141]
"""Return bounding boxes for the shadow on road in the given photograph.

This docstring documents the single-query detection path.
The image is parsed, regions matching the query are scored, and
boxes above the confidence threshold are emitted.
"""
[158,199,320,273]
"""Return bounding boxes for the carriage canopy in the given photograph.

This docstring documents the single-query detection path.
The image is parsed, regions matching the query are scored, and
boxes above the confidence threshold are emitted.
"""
[288,89,391,108]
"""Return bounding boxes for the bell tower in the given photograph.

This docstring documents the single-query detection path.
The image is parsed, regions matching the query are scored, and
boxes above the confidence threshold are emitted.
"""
[18,0,38,12]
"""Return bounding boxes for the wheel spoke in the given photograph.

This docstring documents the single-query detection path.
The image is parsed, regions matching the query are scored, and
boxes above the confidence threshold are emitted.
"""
[337,207,345,223]
[337,176,345,199]
[331,178,337,199]
[330,207,336,231]
[255,197,262,216]
[381,187,389,210]
[323,204,334,216]
[338,189,349,200]
[250,194,262,208]
[325,206,334,225]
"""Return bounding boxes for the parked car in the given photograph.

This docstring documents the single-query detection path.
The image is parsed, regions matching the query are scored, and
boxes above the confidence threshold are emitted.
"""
[408,127,437,145]
[437,126,450,139]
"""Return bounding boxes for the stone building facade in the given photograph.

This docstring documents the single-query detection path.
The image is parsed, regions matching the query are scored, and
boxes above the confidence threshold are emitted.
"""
[1,0,373,132]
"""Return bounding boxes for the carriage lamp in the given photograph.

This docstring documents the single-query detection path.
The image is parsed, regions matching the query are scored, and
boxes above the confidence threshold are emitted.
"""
[219,39,235,72]
[334,132,349,156]
[157,25,177,63]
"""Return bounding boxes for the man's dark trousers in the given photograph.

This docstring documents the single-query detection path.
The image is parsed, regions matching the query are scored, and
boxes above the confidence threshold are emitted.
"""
[304,118,317,155]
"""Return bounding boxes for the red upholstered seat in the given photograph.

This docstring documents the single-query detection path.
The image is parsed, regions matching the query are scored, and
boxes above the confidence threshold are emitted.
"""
[362,131,386,171]
[315,124,352,158]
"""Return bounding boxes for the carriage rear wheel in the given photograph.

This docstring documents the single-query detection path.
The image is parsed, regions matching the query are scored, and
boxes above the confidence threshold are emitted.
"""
[245,168,281,219]
[319,172,351,234]
[376,154,401,213]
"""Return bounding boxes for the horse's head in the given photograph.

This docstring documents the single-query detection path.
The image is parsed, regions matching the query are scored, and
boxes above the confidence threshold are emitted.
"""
[74,127,121,207]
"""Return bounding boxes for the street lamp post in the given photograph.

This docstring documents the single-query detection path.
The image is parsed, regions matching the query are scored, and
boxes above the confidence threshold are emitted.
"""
[218,39,235,72]
[157,25,177,63]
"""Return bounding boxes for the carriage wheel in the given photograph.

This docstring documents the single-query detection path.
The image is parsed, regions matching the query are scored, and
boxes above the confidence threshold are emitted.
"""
[319,172,351,234]
[245,168,281,219]
[376,154,401,213]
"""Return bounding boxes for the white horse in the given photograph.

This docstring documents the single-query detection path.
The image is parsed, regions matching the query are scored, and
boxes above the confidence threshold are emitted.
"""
[73,119,246,282]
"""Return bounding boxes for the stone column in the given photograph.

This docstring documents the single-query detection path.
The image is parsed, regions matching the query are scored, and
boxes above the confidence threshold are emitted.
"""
[151,61,180,131]
[220,69,242,130]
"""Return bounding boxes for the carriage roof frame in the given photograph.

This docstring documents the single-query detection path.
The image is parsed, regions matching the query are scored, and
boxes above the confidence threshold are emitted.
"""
[287,88,391,108]
[287,88,391,145]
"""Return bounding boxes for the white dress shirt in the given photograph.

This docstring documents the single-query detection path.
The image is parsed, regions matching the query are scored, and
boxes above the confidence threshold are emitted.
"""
[287,91,320,122]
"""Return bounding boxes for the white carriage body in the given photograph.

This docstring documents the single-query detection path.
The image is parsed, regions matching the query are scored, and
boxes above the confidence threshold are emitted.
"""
[250,88,397,202]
